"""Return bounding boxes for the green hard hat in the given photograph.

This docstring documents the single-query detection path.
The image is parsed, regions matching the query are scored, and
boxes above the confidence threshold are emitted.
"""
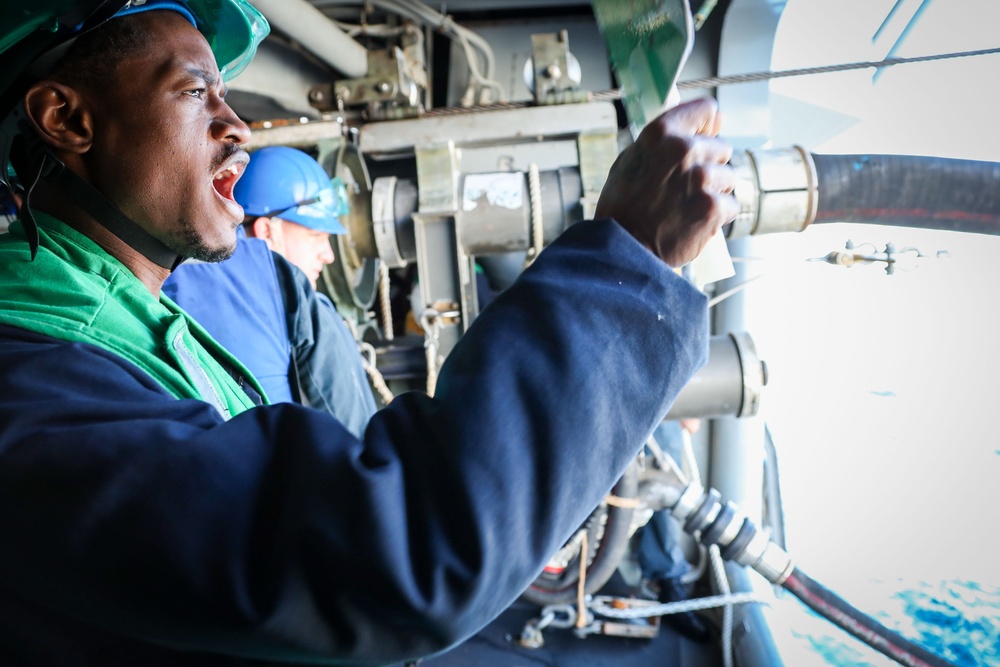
[0,0,269,82]
[0,0,269,189]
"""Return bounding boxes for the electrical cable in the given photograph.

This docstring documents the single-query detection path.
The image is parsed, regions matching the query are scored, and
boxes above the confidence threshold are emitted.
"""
[313,0,505,102]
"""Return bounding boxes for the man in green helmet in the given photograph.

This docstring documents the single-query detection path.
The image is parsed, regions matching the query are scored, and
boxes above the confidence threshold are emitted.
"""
[0,1,737,664]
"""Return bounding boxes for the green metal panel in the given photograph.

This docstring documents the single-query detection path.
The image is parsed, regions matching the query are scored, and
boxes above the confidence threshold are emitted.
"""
[590,0,693,130]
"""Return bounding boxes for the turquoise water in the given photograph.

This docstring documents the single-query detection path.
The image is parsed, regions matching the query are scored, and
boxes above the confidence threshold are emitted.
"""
[770,578,1000,666]
[901,581,1000,667]
[771,578,1000,666]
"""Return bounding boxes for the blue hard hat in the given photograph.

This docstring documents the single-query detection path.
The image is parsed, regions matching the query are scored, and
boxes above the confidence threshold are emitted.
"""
[235,146,348,235]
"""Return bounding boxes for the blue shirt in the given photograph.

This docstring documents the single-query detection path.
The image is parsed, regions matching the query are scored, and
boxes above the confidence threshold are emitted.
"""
[164,231,293,404]
[164,230,377,438]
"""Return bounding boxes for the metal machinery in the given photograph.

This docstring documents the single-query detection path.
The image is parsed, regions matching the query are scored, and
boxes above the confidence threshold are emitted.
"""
[247,0,769,409]
[236,1,995,664]
[243,2,777,658]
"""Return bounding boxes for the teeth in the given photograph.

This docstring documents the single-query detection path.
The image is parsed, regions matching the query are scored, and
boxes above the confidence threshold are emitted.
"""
[214,164,241,180]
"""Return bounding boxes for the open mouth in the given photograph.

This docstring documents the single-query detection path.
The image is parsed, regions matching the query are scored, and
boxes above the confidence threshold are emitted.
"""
[212,161,245,202]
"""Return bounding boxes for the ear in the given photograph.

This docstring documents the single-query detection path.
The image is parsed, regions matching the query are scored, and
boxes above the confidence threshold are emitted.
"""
[22,81,94,155]
[249,217,275,247]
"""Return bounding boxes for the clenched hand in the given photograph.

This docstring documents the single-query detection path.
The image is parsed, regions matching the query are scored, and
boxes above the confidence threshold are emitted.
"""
[596,97,739,268]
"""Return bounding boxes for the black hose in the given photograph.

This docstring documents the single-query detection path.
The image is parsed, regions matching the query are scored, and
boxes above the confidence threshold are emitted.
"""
[671,478,959,666]
[812,153,1000,235]
[521,461,638,606]
[783,567,957,667]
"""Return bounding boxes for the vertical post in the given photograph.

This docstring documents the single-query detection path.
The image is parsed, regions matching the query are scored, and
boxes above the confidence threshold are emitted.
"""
[576,129,618,220]
[413,141,479,363]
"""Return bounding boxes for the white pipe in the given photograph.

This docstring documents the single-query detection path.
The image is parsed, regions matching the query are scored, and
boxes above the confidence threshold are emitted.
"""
[252,0,369,78]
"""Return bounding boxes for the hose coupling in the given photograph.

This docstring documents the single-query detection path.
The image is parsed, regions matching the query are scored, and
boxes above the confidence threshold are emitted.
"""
[668,482,795,585]
[728,145,818,238]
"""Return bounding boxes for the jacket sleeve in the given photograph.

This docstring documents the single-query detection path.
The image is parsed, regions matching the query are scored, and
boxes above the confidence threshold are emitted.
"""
[0,219,708,665]
[272,253,378,438]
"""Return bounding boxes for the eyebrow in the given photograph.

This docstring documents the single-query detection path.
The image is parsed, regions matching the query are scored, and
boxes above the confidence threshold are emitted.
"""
[184,66,228,96]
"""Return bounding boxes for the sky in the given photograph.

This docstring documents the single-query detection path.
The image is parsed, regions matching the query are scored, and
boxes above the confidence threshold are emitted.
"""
[715,1,1000,663]
[752,0,1000,587]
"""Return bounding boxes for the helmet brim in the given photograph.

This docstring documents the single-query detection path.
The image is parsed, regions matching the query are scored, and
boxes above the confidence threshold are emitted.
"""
[279,190,348,234]
[186,0,269,80]
[115,0,269,80]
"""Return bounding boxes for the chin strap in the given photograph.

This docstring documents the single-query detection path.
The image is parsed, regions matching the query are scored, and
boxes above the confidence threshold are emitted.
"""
[15,131,183,271]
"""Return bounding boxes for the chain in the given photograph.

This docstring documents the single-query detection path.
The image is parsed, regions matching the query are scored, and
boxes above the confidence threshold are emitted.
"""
[518,604,581,649]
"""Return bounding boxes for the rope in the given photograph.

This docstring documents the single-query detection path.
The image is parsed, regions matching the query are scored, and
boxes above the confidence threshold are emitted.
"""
[679,428,700,486]
[589,591,767,619]
[419,308,441,396]
[711,544,735,667]
[604,494,641,509]
[673,46,1000,90]
[576,532,588,629]
[378,261,394,341]
[680,542,709,587]
[676,428,710,587]
[679,427,735,666]
[341,318,395,406]
[587,46,1000,106]
[358,341,395,405]
[274,46,1000,128]
[707,274,765,309]
[524,163,544,269]
[692,0,719,30]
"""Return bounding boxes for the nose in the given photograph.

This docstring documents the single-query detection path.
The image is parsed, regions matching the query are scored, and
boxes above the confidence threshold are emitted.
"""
[211,100,251,146]
[319,237,335,265]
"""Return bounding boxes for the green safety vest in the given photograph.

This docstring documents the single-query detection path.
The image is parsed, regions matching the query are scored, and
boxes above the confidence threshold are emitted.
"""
[0,213,265,419]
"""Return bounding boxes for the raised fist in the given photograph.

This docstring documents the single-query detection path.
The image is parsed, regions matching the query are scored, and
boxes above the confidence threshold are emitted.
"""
[596,97,739,268]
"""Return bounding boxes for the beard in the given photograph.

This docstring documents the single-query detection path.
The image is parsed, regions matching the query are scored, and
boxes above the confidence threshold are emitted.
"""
[171,225,237,263]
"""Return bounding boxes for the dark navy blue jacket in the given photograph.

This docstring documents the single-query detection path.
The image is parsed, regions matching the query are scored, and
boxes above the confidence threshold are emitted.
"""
[0,219,708,666]
[272,259,377,438]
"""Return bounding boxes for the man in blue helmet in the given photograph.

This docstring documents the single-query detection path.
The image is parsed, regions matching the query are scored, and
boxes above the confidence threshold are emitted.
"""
[164,146,376,437]
[238,146,348,289]
[0,2,737,665]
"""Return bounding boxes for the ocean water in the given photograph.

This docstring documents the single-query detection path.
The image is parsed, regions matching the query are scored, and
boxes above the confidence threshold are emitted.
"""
[770,578,1000,666]
[739,225,1000,666]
